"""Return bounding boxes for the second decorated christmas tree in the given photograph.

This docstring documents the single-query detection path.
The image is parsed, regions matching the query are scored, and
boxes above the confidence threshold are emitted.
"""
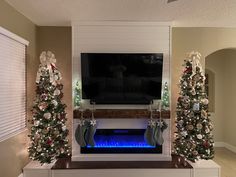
[173,52,214,162]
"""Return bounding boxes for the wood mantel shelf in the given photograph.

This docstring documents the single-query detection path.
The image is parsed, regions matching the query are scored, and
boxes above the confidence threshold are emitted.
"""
[73,109,170,119]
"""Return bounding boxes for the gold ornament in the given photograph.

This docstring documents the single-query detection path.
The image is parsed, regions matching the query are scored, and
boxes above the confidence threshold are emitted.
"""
[42,129,49,134]
[193,150,198,155]
[201,110,207,118]
[192,143,197,149]
[191,88,196,95]
[201,98,209,105]
[187,124,194,130]
[196,123,203,130]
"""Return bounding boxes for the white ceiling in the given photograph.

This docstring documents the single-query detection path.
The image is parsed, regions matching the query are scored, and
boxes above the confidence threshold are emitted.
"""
[5,0,236,27]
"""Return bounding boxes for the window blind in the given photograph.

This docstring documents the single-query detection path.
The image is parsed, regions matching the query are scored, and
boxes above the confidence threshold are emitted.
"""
[0,27,29,142]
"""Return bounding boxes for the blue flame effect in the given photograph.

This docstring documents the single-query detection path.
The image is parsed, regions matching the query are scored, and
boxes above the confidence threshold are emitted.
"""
[87,134,155,148]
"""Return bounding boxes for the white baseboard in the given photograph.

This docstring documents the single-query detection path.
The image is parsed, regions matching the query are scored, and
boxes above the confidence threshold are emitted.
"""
[18,173,23,177]
[215,141,236,153]
[224,143,236,153]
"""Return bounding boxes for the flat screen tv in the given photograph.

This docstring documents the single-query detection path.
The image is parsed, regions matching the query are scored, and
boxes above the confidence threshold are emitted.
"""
[81,53,163,104]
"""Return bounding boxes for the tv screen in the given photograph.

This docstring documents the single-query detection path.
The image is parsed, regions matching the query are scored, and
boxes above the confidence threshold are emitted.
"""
[81,53,163,104]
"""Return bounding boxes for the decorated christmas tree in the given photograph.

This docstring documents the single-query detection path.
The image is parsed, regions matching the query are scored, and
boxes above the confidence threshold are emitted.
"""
[173,51,214,162]
[162,82,170,110]
[28,51,70,164]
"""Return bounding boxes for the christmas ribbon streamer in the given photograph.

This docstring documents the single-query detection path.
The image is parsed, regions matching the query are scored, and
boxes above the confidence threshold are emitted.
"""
[36,51,57,83]
[188,51,203,78]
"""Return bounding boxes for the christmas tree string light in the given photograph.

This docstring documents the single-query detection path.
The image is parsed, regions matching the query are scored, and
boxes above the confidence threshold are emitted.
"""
[28,51,70,164]
[173,51,214,162]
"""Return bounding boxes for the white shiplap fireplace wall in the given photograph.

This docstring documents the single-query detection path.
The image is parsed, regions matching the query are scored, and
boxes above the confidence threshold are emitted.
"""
[72,21,172,161]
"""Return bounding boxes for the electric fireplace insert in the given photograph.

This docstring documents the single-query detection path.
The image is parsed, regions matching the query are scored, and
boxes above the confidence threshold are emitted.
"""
[81,129,162,154]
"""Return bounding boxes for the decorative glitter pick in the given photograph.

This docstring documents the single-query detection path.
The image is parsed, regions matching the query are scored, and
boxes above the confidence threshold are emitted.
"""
[90,119,96,126]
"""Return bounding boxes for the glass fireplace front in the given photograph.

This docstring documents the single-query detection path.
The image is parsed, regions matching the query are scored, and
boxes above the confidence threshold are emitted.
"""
[81,129,162,154]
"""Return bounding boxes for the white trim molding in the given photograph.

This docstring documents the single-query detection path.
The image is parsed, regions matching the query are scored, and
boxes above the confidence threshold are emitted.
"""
[215,141,236,153]
[71,21,173,27]
[224,143,236,153]
[0,26,29,46]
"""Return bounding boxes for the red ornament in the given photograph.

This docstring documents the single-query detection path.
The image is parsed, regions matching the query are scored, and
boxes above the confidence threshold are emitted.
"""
[203,141,210,148]
[47,139,52,145]
[184,67,192,73]
[60,113,66,120]
[41,94,48,100]
[51,64,56,71]
[57,84,63,90]
[59,92,64,99]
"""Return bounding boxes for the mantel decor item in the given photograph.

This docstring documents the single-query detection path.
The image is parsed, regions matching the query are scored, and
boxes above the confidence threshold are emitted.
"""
[84,102,97,147]
[75,108,87,147]
[28,51,70,164]
[75,102,97,147]
[74,81,81,108]
[173,51,214,162]
[162,82,170,110]
[144,103,168,146]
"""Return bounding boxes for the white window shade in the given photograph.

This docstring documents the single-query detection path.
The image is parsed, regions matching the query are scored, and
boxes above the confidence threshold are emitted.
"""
[0,27,29,142]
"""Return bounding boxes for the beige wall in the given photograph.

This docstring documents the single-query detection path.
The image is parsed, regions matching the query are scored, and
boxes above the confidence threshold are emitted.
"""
[0,1,37,177]
[37,27,72,143]
[172,28,236,142]
[206,49,236,147]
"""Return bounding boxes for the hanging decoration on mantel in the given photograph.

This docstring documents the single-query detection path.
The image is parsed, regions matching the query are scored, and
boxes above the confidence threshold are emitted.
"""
[75,103,97,147]
[173,51,214,162]
[144,105,156,146]
[75,108,87,147]
[84,103,97,147]
[144,103,168,146]
[162,82,170,110]
[74,81,81,108]
[28,51,70,164]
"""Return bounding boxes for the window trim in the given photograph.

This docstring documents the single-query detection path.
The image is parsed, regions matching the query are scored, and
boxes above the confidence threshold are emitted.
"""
[0,26,29,46]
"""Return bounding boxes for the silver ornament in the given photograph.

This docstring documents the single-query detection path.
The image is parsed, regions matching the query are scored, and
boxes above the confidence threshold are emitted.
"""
[181,131,188,137]
[197,134,203,139]
[44,112,51,119]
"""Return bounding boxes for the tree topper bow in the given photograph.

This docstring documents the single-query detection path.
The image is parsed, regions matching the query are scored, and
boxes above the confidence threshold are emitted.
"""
[36,51,57,83]
[188,51,203,78]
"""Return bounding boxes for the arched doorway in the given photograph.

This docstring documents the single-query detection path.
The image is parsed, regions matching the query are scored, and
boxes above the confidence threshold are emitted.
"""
[205,48,236,177]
